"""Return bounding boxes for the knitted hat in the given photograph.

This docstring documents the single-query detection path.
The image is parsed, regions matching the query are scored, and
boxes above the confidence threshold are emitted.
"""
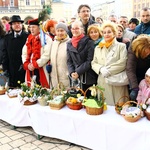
[129,18,139,25]
[56,22,68,32]
[146,68,150,76]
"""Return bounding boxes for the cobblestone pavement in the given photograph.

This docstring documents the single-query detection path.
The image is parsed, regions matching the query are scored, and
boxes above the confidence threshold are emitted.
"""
[0,120,91,150]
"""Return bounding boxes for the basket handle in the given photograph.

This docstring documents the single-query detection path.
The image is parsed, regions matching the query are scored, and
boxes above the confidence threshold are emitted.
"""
[117,96,130,103]
[67,87,85,95]
[84,86,104,104]
[122,100,138,107]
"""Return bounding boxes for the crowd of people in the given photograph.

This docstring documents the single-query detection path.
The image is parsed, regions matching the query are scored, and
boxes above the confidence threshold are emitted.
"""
[0,4,150,106]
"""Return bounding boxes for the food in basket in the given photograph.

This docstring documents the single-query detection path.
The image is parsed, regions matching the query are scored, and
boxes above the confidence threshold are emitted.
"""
[0,85,6,95]
[82,85,106,115]
[121,101,142,122]
[48,95,65,110]
[7,89,21,98]
[115,96,130,114]
[66,87,85,110]
[141,98,150,120]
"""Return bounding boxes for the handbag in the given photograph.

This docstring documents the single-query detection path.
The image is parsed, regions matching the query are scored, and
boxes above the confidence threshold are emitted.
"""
[105,70,129,86]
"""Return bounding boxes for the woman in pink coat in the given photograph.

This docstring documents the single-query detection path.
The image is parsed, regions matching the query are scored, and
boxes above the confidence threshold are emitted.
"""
[137,68,150,104]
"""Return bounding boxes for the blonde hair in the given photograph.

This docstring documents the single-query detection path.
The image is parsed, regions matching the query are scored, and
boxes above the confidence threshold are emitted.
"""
[87,24,102,38]
[101,21,118,36]
[132,34,150,59]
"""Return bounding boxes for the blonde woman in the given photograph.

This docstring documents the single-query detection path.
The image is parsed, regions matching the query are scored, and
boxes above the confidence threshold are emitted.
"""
[87,24,102,47]
[126,34,150,100]
[91,21,129,105]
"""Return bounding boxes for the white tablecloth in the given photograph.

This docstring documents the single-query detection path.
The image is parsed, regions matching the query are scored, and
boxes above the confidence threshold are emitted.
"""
[0,95,31,126]
[0,94,150,150]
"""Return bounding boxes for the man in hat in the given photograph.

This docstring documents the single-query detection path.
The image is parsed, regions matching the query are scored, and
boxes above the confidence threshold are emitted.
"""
[22,18,52,88]
[2,15,29,87]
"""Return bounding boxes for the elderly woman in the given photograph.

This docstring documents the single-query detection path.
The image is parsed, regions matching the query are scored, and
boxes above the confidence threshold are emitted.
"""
[50,22,70,89]
[67,20,97,93]
[91,22,129,105]
[87,24,103,47]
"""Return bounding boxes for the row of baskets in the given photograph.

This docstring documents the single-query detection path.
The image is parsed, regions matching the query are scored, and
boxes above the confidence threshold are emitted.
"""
[1,84,150,122]
[115,96,150,122]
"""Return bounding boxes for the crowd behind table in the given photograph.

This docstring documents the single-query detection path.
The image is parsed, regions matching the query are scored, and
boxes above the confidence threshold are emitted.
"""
[0,4,150,106]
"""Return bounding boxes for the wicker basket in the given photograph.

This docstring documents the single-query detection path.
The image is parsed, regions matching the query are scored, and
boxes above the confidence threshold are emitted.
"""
[86,106,103,115]
[122,101,141,123]
[66,87,85,110]
[0,88,6,95]
[115,96,130,114]
[144,98,150,121]
[24,100,37,105]
[49,83,66,110]
[84,86,104,115]
[49,102,65,110]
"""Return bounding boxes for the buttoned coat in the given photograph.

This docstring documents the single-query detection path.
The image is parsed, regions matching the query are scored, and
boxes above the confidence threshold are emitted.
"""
[67,36,97,87]
[91,39,129,105]
[3,31,29,87]
[50,36,70,89]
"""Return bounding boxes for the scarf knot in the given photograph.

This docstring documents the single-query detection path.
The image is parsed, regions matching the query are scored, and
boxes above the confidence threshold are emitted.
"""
[99,39,114,48]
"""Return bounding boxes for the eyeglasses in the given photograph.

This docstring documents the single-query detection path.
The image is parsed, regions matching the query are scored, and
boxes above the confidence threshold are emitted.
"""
[71,27,80,30]
[80,10,90,13]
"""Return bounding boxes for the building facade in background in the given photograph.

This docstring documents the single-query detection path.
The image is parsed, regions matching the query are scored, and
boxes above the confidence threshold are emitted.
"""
[0,0,150,23]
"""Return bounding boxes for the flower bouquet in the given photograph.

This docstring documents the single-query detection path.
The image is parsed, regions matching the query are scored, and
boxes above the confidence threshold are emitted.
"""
[82,85,106,115]
[18,76,50,105]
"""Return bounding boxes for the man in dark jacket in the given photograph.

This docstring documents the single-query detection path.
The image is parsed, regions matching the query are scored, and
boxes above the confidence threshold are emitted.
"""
[2,15,29,87]
[134,7,150,35]
[68,4,95,38]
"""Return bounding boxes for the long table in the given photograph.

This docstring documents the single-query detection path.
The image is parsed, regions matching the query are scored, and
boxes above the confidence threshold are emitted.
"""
[0,94,150,150]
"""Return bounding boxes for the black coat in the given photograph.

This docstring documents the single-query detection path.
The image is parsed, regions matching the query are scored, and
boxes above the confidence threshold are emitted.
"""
[67,36,97,86]
[0,36,5,64]
[2,31,29,87]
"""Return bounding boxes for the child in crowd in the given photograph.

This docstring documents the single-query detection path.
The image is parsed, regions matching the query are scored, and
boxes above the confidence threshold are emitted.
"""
[136,68,150,104]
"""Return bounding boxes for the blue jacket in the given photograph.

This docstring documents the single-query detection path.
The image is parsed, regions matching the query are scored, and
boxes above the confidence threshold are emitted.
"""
[134,22,150,35]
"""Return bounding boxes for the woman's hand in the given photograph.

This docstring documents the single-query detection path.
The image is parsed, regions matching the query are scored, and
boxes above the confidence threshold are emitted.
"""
[28,63,35,71]
[71,72,79,80]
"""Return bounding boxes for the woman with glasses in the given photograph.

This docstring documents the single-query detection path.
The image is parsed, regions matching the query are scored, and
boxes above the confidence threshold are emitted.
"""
[67,20,97,94]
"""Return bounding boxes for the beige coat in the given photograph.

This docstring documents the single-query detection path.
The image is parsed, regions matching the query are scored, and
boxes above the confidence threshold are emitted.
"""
[91,39,129,105]
[50,36,70,89]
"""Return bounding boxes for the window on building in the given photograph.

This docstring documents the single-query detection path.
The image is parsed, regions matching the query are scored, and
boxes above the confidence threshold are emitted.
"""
[147,3,149,8]
[138,4,140,9]
[41,0,45,5]
[26,0,30,5]
[10,0,14,6]
[134,5,136,9]
[142,3,145,8]
[134,12,136,17]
